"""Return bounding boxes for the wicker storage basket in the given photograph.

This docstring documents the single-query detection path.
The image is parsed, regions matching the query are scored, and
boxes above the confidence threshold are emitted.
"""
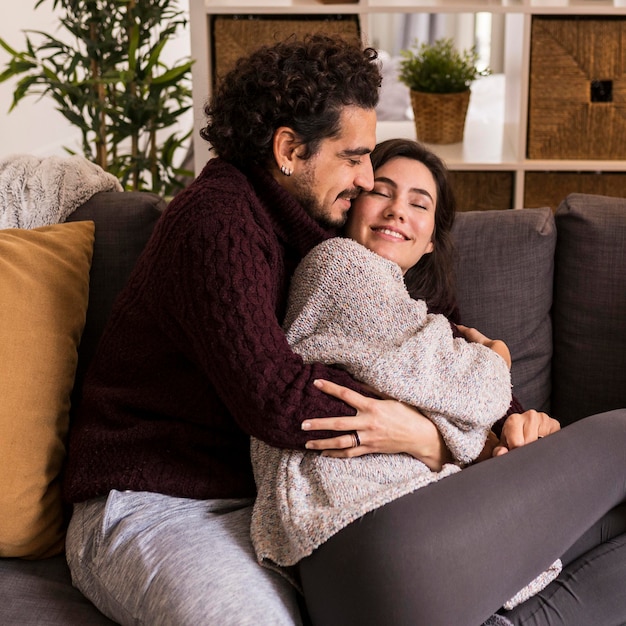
[449,171,514,211]
[410,89,470,144]
[524,172,626,211]
[212,15,360,87]
[528,17,626,160]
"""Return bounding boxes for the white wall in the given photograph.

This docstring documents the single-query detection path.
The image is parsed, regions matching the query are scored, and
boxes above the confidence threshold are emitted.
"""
[0,0,191,160]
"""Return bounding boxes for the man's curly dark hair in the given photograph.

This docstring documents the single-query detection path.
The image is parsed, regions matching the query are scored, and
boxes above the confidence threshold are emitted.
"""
[200,34,382,168]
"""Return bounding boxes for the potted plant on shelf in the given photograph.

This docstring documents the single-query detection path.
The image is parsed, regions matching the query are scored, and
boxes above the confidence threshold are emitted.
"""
[398,37,491,145]
[0,0,193,197]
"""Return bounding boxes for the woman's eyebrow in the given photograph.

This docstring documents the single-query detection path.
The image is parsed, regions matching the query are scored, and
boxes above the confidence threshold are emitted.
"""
[374,175,397,187]
[411,187,434,202]
[374,176,434,202]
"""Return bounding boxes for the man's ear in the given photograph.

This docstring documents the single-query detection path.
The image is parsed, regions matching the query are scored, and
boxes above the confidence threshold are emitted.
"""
[273,127,298,174]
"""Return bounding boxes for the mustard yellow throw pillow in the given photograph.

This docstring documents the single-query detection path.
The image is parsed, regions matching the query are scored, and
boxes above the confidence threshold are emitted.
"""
[0,221,94,558]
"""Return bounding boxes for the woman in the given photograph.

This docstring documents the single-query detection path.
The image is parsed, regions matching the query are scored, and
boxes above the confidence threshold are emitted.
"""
[256,139,626,625]
[251,139,563,615]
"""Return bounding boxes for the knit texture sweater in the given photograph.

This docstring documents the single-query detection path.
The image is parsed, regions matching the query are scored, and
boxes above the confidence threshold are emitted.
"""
[251,237,513,568]
[63,159,372,503]
[251,238,561,608]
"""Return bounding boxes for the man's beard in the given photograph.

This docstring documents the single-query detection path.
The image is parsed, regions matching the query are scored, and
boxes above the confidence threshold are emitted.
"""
[291,165,357,229]
[299,192,348,229]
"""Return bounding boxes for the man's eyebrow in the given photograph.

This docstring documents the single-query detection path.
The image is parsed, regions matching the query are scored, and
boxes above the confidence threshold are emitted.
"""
[338,147,372,157]
[374,175,434,202]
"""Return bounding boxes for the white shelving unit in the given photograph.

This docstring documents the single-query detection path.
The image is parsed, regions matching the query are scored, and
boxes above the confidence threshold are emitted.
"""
[189,0,626,209]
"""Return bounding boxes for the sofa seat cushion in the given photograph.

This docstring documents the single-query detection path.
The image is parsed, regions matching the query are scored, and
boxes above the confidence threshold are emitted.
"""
[0,221,94,558]
[0,555,116,625]
[552,193,626,424]
[452,207,556,413]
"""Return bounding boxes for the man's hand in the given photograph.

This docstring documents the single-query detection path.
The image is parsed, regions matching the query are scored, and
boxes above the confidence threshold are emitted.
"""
[492,409,560,456]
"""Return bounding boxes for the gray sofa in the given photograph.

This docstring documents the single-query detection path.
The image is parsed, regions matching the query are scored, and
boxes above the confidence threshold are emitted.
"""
[0,190,624,624]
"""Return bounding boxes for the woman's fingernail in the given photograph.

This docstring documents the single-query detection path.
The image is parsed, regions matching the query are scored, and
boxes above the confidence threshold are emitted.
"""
[313,379,322,388]
[302,421,311,430]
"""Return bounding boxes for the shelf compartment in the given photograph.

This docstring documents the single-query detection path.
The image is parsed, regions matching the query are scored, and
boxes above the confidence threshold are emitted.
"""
[527,16,626,160]
[524,171,626,210]
[212,14,361,86]
[376,73,516,168]
[450,170,515,210]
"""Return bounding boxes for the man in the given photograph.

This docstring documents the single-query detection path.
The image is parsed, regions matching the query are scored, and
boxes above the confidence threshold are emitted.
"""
[63,34,387,625]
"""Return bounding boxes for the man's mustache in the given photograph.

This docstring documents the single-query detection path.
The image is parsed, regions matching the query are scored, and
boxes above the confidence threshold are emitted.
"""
[337,188,362,201]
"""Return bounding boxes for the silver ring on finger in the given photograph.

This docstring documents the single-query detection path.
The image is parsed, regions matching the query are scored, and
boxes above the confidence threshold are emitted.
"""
[352,431,361,448]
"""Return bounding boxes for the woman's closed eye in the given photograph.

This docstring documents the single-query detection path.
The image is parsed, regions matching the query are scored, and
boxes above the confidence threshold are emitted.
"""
[368,183,393,198]
[408,194,432,211]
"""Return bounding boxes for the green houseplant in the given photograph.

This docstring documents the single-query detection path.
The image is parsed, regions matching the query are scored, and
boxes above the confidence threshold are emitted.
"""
[398,38,491,144]
[0,0,193,196]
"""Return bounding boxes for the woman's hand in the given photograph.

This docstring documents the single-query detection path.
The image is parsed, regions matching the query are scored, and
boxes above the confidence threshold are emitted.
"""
[491,409,561,456]
[301,379,453,471]
[473,430,501,463]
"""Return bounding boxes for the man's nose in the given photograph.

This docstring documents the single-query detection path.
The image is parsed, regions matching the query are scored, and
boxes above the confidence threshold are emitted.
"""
[354,161,374,192]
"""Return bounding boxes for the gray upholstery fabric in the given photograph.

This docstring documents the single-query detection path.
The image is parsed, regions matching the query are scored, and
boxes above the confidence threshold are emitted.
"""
[66,191,165,398]
[0,555,116,625]
[2,192,623,622]
[452,208,556,413]
[0,191,164,626]
[552,193,626,425]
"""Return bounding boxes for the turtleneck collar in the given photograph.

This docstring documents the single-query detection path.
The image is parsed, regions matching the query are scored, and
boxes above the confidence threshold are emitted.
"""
[246,164,338,258]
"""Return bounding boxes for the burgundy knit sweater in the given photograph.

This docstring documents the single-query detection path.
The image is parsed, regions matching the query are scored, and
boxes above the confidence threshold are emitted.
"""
[63,158,367,502]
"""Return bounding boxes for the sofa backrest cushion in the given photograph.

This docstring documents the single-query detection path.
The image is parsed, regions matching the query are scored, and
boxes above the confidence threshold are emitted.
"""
[452,207,556,413]
[66,191,165,399]
[552,193,626,424]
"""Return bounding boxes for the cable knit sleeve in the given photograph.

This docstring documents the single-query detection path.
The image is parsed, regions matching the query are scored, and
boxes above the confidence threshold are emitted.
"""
[147,179,368,449]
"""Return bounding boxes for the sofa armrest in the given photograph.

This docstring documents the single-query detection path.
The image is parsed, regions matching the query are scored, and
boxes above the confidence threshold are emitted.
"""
[552,193,626,424]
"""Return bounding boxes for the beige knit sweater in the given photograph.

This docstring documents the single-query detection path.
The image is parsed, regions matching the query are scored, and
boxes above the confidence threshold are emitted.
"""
[251,238,561,608]
[251,238,513,569]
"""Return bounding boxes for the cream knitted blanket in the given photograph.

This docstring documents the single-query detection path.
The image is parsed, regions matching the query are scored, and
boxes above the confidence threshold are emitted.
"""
[0,154,122,229]
[251,238,561,608]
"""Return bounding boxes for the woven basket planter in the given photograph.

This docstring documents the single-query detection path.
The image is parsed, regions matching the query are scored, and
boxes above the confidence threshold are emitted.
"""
[410,89,471,144]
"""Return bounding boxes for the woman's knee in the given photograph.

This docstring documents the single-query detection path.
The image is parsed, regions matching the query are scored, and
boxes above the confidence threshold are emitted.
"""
[565,409,626,443]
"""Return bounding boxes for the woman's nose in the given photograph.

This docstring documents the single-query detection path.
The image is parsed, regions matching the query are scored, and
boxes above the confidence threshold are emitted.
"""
[384,197,406,220]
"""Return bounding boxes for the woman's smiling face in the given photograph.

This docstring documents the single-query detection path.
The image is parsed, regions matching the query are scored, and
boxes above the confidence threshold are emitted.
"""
[344,156,437,274]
